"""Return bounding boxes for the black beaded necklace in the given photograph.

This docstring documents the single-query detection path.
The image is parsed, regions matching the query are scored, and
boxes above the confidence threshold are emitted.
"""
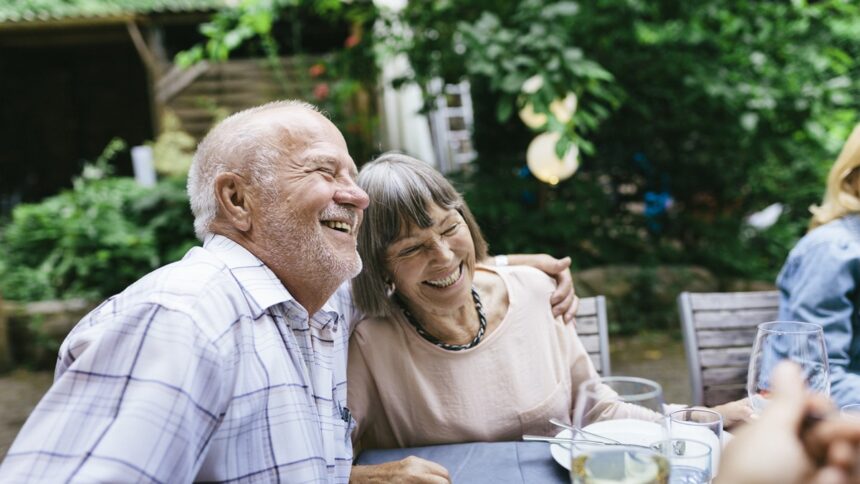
[397,287,487,351]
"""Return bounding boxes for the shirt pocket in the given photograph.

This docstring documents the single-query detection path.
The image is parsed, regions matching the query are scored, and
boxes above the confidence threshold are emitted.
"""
[518,377,572,437]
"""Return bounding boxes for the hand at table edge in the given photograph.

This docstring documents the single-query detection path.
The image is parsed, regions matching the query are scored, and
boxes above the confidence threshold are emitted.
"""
[350,456,451,483]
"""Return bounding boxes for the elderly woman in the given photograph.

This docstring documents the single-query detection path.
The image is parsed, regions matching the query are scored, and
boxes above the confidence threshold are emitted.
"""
[347,153,748,481]
[777,123,860,407]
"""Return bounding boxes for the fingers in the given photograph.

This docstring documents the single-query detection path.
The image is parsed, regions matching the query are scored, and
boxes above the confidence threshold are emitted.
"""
[763,362,806,427]
[351,457,451,484]
[806,418,860,452]
[550,263,573,306]
[827,440,856,471]
[552,285,574,317]
[809,466,850,484]
[400,456,450,482]
[564,295,579,325]
[711,398,754,428]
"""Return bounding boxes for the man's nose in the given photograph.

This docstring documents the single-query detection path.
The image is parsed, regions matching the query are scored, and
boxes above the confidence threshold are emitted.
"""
[335,178,370,210]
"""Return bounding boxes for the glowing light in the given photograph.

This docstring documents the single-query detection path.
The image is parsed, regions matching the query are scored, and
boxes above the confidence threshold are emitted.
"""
[526,132,580,185]
[519,103,548,129]
[521,75,544,94]
[549,93,578,124]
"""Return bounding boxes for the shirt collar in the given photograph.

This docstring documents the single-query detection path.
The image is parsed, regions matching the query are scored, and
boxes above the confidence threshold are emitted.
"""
[202,234,342,325]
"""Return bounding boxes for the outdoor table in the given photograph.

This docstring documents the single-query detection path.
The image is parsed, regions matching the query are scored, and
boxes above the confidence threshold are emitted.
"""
[355,441,568,483]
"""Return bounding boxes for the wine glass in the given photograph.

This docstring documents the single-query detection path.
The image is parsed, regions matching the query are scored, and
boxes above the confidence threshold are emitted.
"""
[747,321,830,414]
[841,403,860,421]
[570,376,669,483]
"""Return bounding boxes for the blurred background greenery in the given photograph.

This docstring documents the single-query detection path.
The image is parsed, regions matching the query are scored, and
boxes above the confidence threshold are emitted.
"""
[1,0,858,357]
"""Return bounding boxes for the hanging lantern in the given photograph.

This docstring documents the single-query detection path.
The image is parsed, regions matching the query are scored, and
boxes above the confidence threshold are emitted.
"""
[521,75,544,94]
[526,132,579,185]
[549,93,578,124]
[519,103,548,129]
[519,92,578,129]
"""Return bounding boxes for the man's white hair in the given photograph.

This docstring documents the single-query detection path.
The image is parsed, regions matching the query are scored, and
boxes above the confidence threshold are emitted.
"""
[187,100,320,240]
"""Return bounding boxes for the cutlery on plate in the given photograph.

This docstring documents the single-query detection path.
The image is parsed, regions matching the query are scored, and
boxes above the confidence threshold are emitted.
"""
[523,434,655,450]
[522,435,607,446]
[548,418,623,444]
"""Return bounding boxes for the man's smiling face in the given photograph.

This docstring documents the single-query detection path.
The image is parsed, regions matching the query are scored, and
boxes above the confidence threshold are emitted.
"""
[254,108,370,287]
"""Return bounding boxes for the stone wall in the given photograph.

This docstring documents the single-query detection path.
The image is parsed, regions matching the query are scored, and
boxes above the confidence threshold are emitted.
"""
[572,265,775,333]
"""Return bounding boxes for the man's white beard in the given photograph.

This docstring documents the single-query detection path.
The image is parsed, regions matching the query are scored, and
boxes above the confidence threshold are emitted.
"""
[259,204,363,290]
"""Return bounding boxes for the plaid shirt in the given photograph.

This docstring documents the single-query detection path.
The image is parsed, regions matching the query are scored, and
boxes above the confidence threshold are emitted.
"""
[0,235,357,483]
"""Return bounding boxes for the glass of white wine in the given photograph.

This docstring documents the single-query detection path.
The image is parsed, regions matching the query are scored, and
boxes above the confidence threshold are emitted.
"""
[747,321,829,414]
[570,376,669,483]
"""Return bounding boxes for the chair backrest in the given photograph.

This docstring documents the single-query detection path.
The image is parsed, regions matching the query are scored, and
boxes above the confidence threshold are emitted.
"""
[575,296,611,376]
[678,290,779,406]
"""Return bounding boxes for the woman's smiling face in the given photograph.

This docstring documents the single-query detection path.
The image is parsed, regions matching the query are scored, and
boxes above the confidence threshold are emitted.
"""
[385,203,476,311]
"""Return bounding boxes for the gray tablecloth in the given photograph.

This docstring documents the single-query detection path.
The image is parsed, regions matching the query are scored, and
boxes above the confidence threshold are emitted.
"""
[355,441,569,483]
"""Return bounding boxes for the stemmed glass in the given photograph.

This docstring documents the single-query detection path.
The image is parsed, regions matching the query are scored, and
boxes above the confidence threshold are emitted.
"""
[747,321,830,414]
[570,376,669,483]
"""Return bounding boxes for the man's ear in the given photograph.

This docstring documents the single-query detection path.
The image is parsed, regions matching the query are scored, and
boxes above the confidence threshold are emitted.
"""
[214,172,254,232]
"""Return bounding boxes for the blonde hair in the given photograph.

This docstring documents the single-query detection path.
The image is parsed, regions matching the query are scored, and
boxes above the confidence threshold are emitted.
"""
[809,123,860,230]
[187,100,319,240]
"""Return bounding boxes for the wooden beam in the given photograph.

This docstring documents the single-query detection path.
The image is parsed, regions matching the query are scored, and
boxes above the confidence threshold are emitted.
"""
[125,19,160,78]
[156,61,211,104]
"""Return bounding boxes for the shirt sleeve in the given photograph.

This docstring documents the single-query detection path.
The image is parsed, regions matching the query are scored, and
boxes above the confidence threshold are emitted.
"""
[0,302,232,483]
[778,238,860,407]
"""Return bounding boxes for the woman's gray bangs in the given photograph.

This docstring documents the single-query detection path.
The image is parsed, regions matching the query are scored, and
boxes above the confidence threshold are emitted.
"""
[373,164,461,245]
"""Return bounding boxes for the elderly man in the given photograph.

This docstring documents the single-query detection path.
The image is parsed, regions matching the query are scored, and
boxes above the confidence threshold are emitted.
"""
[0,101,575,483]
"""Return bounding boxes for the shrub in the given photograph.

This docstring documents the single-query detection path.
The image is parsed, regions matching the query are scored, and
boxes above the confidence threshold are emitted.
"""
[0,171,196,302]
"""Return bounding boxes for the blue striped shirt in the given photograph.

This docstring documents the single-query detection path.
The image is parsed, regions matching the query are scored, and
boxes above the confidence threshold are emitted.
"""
[0,235,356,483]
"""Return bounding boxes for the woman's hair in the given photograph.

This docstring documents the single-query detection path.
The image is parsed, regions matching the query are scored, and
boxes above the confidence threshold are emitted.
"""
[809,123,860,230]
[352,152,489,319]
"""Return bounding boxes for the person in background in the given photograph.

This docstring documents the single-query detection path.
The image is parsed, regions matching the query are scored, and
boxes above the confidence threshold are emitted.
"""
[777,123,860,407]
[347,153,751,482]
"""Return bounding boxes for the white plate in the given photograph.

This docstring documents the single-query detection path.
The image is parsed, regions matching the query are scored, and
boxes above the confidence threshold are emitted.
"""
[548,420,734,472]
[549,419,665,471]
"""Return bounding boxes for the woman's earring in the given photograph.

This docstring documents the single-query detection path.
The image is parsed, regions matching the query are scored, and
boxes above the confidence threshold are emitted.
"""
[385,279,396,297]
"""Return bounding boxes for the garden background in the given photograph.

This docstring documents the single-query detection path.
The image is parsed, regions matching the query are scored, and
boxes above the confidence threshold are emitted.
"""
[0,0,859,454]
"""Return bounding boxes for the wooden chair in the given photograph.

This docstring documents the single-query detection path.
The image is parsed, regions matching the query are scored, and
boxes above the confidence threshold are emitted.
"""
[678,290,779,406]
[575,296,611,376]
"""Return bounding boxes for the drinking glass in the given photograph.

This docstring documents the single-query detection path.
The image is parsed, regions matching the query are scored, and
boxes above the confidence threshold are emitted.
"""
[841,403,860,421]
[667,408,722,476]
[570,376,668,483]
[570,446,669,484]
[652,438,712,484]
[746,321,829,414]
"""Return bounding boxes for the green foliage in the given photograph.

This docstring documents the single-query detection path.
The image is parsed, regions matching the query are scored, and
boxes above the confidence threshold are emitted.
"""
[0,145,196,302]
[177,0,381,163]
[382,0,618,156]
[457,1,619,150]
[0,0,223,22]
[400,0,860,289]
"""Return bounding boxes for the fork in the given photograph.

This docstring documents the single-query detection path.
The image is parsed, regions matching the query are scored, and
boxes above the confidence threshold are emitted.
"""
[523,434,655,450]
[522,435,614,447]
[548,418,624,444]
